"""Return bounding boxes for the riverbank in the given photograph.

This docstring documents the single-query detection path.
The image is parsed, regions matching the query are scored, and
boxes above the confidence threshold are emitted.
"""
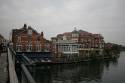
[28,52,125,83]
[31,55,119,65]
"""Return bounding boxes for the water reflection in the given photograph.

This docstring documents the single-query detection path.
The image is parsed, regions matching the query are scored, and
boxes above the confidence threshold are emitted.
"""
[28,59,118,83]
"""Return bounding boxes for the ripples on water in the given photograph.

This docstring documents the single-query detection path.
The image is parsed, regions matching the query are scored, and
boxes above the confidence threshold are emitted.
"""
[28,52,125,83]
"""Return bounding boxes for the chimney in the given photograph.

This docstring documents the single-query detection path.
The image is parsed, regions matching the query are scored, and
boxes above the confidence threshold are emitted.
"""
[23,24,27,29]
[41,32,44,37]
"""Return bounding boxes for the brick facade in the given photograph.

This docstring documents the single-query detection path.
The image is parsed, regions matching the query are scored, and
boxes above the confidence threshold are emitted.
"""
[51,29,105,54]
[12,24,51,52]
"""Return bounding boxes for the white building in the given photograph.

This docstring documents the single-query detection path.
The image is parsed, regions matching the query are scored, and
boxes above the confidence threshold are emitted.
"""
[56,40,84,54]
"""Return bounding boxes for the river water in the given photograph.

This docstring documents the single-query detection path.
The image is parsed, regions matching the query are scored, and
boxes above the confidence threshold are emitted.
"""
[29,52,125,83]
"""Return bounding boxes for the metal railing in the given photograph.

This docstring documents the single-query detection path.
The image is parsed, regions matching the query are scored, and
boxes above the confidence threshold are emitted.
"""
[21,54,32,65]
[21,64,36,83]
[9,48,37,83]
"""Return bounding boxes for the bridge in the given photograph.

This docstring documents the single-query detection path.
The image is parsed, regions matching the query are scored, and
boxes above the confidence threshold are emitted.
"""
[0,48,37,83]
[3,47,54,83]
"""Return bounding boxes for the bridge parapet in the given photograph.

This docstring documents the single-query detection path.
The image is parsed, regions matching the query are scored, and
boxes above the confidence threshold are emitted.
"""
[9,48,37,83]
[8,48,19,83]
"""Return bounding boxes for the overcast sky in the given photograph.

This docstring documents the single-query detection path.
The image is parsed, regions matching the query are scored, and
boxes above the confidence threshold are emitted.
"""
[0,0,125,45]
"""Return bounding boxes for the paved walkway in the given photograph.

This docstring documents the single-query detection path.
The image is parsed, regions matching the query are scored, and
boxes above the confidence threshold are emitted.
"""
[0,53,8,83]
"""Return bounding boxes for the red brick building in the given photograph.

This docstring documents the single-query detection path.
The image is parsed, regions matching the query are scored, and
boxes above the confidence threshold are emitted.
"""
[51,28,105,55]
[52,29,105,49]
[12,24,52,52]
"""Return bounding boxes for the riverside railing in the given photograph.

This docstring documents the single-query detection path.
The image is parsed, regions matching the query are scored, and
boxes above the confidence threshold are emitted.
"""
[8,48,36,83]
[8,48,19,83]
[21,64,36,83]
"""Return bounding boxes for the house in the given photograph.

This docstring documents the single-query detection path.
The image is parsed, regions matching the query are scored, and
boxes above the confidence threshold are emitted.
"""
[51,28,105,57]
[12,24,51,52]
[12,24,53,63]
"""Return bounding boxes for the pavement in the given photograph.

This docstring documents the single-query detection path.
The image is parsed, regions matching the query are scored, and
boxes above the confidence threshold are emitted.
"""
[0,53,8,83]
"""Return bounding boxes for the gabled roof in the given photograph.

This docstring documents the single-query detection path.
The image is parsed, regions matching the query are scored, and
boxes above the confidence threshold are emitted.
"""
[0,34,4,39]
[78,30,92,35]
[63,32,71,36]
[13,24,40,37]
[57,34,63,37]
[93,34,104,38]
[27,26,39,35]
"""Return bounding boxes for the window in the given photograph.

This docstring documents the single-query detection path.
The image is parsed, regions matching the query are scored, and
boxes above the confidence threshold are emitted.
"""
[27,44,32,52]
[36,44,41,52]
[17,37,21,42]
[16,45,22,52]
[28,29,32,35]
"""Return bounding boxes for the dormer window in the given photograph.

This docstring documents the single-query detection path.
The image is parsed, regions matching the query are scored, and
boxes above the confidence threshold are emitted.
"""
[28,29,32,35]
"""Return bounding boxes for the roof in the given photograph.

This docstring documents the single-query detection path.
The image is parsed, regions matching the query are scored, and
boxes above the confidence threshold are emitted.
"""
[0,34,4,39]
[63,32,71,36]
[72,29,79,34]
[12,24,41,37]
[93,34,104,38]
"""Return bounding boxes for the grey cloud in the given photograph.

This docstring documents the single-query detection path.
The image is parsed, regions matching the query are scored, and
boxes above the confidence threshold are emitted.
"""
[0,0,125,45]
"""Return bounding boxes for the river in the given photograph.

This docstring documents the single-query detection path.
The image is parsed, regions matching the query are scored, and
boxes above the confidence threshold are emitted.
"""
[28,51,125,83]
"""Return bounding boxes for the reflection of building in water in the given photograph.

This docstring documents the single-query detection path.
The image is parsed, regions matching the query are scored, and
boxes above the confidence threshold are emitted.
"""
[28,66,52,83]
[51,62,104,83]
[29,61,106,83]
